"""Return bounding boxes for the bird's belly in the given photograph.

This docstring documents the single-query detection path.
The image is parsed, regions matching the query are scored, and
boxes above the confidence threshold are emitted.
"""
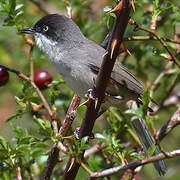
[65,74,93,98]
[53,61,94,98]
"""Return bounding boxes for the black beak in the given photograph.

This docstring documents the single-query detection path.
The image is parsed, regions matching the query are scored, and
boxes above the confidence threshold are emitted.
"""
[18,27,35,34]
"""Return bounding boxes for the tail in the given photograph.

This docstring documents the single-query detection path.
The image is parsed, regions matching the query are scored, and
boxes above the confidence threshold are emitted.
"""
[131,118,167,176]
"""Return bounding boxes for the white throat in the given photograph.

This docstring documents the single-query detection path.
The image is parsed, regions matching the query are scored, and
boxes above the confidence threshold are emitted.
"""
[34,33,58,60]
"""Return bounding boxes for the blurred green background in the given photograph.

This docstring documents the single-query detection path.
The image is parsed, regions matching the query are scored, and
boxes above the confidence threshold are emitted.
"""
[0,0,180,179]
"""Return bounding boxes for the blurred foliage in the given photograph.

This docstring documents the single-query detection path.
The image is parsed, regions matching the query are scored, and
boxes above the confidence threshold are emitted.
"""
[0,0,180,179]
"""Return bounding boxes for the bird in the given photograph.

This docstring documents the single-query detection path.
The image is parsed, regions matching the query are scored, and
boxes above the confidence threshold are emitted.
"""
[19,14,167,175]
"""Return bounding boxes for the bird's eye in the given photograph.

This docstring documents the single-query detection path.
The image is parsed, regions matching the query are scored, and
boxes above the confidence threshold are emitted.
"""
[43,25,49,32]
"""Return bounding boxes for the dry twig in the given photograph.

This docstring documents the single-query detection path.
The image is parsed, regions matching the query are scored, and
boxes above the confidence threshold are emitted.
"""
[129,19,180,67]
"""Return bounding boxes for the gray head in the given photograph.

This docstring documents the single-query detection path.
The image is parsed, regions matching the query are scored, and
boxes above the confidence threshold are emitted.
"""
[19,14,85,53]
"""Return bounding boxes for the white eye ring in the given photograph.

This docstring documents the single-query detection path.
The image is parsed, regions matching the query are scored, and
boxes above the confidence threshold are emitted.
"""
[43,25,49,32]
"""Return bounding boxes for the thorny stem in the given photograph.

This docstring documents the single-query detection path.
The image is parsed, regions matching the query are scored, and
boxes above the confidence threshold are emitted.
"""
[41,94,80,180]
[62,0,131,179]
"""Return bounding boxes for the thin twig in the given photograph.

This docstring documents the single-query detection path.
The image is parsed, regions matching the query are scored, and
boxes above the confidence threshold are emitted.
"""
[124,35,180,44]
[129,19,180,67]
[89,149,180,178]
[40,145,60,180]
[84,142,107,159]
[41,94,80,180]
[25,35,34,82]
[0,65,58,134]
[157,106,180,141]
[59,94,81,136]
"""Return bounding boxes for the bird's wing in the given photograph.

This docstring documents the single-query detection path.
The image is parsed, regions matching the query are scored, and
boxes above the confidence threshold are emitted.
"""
[84,39,144,95]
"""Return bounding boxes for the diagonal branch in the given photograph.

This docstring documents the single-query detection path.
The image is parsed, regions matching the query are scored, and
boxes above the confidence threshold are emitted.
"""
[40,94,81,180]
[89,149,180,178]
[129,19,180,67]
[124,35,180,44]
[157,106,180,141]
[62,0,131,179]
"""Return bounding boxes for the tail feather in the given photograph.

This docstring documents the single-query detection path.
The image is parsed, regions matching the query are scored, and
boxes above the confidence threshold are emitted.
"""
[131,118,167,176]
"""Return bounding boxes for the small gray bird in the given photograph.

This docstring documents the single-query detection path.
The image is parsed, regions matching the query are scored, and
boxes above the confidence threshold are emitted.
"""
[19,14,166,175]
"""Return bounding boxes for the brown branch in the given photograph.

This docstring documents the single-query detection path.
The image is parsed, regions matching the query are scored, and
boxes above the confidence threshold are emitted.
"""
[129,19,180,67]
[62,1,131,179]
[157,106,180,141]
[40,94,81,180]
[25,35,34,82]
[0,64,59,136]
[40,145,60,180]
[84,142,107,159]
[150,64,178,115]
[59,94,81,136]
[120,169,134,180]
[89,149,180,178]
[124,35,180,44]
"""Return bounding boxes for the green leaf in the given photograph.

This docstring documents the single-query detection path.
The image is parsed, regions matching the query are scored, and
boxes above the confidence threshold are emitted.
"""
[12,124,23,138]
[146,144,156,158]
[80,136,89,150]
[130,152,143,160]
[33,116,45,130]
[6,109,24,122]
[14,96,26,108]
[0,136,7,149]
[9,0,16,15]
[140,89,150,115]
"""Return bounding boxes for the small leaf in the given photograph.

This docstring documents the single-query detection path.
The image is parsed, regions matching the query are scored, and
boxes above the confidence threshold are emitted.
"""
[0,136,7,149]
[12,124,23,138]
[33,116,45,130]
[14,96,26,108]
[140,89,150,115]
[146,144,156,158]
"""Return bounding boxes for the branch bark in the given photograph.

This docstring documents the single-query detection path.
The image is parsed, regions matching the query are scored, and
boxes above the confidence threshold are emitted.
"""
[89,149,180,178]
[41,94,81,179]
[129,19,180,67]
[157,106,180,141]
[62,1,131,179]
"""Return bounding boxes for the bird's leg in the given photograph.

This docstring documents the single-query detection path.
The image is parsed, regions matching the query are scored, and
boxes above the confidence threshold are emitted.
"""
[78,89,95,108]
[74,127,95,140]
[78,75,97,108]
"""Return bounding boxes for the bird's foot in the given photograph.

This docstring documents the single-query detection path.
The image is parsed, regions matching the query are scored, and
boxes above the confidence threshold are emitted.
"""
[74,127,94,140]
[78,89,96,108]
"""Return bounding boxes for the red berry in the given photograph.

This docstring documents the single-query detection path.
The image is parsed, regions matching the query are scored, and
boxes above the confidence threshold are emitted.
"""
[34,69,52,89]
[0,66,9,86]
